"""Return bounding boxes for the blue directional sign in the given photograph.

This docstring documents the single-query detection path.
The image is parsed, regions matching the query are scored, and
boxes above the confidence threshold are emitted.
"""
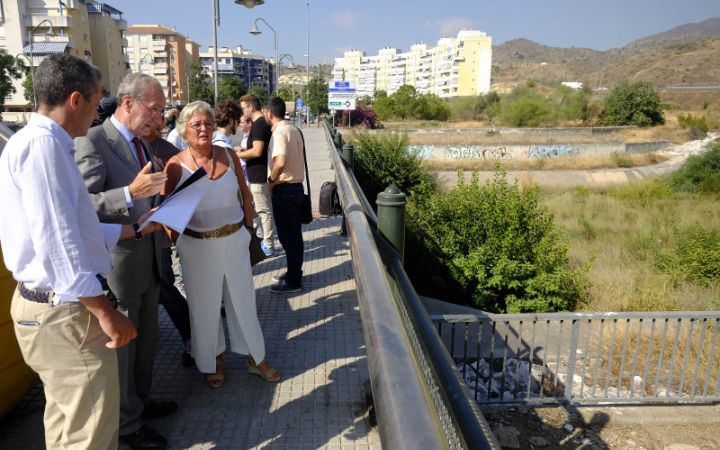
[296,98,303,110]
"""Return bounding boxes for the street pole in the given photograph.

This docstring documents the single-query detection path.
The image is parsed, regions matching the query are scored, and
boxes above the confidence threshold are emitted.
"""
[26,19,55,111]
[212,0,219,106]
[306,1,310,127]
[250,18,278,95]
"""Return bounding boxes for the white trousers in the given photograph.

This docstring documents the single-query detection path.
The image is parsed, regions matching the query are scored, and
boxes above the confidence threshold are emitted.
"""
[176,226,266,373]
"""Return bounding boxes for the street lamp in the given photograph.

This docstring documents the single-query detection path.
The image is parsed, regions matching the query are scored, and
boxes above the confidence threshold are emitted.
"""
[249,18,278,95]
[306,2,310,127]
[26,19,56,110]
[212,0,264,106]
[279,54,297,115]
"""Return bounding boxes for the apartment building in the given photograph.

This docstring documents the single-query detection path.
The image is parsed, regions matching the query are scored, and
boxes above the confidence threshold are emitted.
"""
[332,30,492,98]
[126,24,200,105]
[0,0,127,116]
[199,46,275,94]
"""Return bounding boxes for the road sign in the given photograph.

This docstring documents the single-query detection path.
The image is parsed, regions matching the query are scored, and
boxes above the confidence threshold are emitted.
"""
[328,96,356,111]
[328,81,356,111]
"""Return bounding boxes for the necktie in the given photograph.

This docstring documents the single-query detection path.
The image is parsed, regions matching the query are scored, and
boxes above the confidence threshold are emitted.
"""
[131,137,148,167]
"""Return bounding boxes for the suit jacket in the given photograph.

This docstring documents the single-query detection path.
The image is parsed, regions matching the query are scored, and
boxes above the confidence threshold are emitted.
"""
[74,119,162,299]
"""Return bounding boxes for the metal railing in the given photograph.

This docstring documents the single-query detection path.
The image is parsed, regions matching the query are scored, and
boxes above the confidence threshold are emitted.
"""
[322,119,499,449]
[431,311,720,405]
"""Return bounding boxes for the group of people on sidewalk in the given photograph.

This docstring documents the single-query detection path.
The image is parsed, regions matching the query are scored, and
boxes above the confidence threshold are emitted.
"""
[0,53,309,449]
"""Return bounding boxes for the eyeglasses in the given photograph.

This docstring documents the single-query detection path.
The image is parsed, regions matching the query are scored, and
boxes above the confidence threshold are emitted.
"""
[241,104,253,111]
[188,121,215,130]
[138,101,164,116]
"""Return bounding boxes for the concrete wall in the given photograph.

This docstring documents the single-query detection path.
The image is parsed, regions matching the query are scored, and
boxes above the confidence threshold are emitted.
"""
[408,142,670,160]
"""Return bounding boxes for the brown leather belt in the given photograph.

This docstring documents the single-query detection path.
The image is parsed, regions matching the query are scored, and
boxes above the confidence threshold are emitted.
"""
[18,283,52,303]
[183,222,242,239]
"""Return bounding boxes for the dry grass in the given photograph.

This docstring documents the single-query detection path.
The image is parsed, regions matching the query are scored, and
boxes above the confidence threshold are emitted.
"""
[420,152,669,171]
[584,318,720,397]
[543,188,720,313]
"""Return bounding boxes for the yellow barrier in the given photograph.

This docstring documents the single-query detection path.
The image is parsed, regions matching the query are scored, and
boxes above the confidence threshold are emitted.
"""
[0,248,38,418]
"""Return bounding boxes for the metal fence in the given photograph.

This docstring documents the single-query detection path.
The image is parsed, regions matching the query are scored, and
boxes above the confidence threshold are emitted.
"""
[322,120,500,449]
[431,311,720,405]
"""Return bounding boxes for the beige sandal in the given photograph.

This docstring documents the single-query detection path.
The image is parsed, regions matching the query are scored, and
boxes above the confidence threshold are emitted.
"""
[246,356,281,382]
[207,354,225,389]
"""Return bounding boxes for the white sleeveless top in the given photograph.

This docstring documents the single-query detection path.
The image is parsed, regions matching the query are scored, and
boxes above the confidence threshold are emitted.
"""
[178,149,244,232]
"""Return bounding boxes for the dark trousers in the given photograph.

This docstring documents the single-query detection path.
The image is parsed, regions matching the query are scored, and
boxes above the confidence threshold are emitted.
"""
[271,183,305,286]
[160,247,191,342]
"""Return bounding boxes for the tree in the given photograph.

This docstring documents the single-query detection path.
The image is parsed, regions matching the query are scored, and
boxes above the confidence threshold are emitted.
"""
[599,80,664,127]
[187,63,214,105]
[277,86,295,102]
[392,85,418,119]
[305,76,328,116]
[372,90,394,120]
[0,50,25,114]
[22,72,33,106]
[247,85,269,103]
[218,75,245,101]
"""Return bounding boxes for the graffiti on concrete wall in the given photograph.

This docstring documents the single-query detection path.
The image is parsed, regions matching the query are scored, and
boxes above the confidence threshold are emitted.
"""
[528,145,580,159]
[408,145,434,159]
[408,145,512,160]
[448,146,511,160]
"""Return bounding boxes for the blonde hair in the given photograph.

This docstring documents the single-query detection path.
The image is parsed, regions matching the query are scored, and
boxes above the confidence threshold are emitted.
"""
[176,101,215,140]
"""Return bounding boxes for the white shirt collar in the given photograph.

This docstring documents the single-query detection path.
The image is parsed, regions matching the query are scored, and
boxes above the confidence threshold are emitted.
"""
[28,113,74,151]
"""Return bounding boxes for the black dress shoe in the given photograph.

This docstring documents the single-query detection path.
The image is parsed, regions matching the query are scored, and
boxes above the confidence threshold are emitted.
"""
[141,399,178,418]
[119,425,167,449]
[182,350,194,367]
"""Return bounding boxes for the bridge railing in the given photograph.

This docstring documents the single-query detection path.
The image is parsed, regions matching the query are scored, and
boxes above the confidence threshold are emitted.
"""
[321,119,499,450]
[431,311,720,405]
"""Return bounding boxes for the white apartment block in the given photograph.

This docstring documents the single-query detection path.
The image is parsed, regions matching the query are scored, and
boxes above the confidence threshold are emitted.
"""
[333,30,492,98]
[0,0,127,118]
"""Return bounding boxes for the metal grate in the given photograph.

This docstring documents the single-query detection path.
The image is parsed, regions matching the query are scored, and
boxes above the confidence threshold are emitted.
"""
[431,312,720,405]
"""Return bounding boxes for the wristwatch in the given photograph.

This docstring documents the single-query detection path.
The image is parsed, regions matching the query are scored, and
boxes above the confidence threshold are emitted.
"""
[132,222,143,240]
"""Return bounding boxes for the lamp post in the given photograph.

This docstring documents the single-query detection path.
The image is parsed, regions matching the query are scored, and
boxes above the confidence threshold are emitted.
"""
[279,53,296,111]
[306,2,310,127]
[211,0,265,106]
[249,18,278,95]
[26,19,56,110]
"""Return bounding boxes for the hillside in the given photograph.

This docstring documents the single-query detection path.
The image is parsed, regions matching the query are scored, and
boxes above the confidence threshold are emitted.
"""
[492,17,720,90]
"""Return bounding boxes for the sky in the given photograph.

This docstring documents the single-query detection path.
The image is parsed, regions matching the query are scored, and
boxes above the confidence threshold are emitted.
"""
[118,0,720,65]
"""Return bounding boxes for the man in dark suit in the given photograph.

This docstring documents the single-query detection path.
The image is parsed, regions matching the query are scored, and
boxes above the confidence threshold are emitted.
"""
[75,73,174,450]
[143,120,193,367]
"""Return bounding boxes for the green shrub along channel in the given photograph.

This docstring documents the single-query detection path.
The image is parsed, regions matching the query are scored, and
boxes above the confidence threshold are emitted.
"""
[351,131,586,313]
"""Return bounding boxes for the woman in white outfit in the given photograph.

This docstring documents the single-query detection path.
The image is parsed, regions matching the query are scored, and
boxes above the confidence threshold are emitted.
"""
[162,101,281,388]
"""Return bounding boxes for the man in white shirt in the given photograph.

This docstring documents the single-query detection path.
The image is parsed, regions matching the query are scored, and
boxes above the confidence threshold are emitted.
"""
[0,54,159,449]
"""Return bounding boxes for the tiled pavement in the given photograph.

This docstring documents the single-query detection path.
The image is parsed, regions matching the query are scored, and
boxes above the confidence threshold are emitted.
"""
[0,127,381,449]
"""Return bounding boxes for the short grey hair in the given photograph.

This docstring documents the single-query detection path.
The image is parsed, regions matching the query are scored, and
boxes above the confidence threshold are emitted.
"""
[176,101,215,140]
[116,73,162,102]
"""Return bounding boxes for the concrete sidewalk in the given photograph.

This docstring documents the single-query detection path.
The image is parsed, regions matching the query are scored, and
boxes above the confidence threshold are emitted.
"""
[0,128,381,449]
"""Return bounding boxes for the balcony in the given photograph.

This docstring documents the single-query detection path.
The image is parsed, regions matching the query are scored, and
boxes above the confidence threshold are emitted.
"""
[116,19,128,31]
[24,15,74,29]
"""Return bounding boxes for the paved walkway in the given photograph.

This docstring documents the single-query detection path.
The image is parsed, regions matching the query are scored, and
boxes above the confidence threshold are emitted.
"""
[0,128,381,449]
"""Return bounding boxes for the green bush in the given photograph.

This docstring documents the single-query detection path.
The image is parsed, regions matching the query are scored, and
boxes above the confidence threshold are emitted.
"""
[352,132,435,206]
[499,92,556,127]
[677,113,709,134]
[405,171,586,313]
[655,224,720,285]
[669,141,720,193]
[599,80,664,127]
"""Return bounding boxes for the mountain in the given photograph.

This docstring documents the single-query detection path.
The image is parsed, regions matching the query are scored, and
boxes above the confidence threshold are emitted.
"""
[492,17,720,90]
